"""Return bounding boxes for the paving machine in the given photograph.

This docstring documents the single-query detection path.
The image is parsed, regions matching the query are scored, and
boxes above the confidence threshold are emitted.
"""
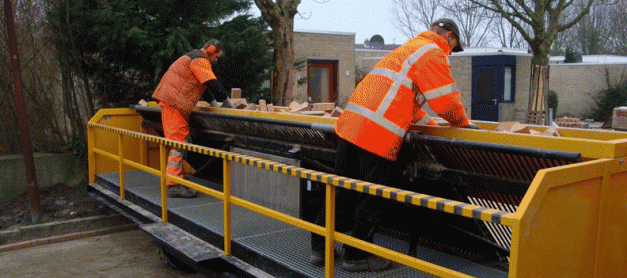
[87,103,627,278]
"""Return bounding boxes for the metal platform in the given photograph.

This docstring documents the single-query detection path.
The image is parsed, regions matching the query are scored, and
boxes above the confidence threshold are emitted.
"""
[89,171,508,278]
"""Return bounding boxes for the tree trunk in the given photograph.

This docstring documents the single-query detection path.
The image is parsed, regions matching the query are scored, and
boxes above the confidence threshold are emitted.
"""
[528,44,551,125]
[270,19,296,106]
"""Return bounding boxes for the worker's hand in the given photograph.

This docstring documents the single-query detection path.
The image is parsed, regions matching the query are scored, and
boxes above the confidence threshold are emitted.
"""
[222,98,236,109]
[467,123,481,130]
[209,100,220,107]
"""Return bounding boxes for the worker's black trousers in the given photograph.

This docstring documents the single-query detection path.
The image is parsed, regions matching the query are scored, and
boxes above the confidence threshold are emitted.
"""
[311,138,403,261]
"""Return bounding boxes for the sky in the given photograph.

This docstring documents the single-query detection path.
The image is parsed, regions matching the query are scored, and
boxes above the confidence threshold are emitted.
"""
[250,0,411,45]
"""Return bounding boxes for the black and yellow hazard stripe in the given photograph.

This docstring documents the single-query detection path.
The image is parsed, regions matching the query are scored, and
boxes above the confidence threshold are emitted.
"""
[89,122,515,226]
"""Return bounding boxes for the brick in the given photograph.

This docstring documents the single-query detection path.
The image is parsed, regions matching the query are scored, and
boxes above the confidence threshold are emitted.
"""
[288,101,300,111]
[311,102,335,111]
[273,106,291,112]
[290,102,311,112]
[495,121,529,134]
[258,99,267,111]
[267,104,274,112]
[297,110,326,116]
[229,98,247,109]
[330,107,343,117]
[529,129,542,135]
[231,88,241,99]
[245,103,256,110]
[541,127,561,137]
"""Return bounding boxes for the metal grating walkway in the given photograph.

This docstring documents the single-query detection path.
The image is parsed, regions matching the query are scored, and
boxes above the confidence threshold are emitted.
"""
[92,171,508,278]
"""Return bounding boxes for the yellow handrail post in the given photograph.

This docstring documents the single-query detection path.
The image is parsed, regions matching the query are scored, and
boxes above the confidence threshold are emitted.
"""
[324,183,336,278]
[118,133,125,200]
[223,158,232,256]
[160,143,168,222]
[88,125,95,183]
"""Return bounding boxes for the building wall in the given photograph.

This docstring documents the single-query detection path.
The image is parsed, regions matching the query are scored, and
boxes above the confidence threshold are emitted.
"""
[356,48,627,121]
[549,63,627,118]
[356,50,535,121]
[293,31,356,107]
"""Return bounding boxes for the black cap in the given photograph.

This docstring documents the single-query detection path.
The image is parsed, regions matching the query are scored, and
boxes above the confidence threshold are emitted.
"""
[431,18,463,52]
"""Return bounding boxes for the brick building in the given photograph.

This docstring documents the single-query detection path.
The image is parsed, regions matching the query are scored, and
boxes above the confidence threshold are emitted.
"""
[294,30,627,121]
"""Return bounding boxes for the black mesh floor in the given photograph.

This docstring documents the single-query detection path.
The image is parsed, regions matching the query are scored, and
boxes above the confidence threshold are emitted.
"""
[93,171,507,278]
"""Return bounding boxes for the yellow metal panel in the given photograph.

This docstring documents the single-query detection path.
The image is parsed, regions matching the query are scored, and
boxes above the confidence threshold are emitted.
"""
[410,125,627,159]
[594,158,627,277]
[510,160,609,278]
[88,108,145,175]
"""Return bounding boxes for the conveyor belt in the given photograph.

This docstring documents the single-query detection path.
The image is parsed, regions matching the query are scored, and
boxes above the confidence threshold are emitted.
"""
[407,132,583,262]
[133,105,338,149]
[408,133,582,182]
[131,106,584,267]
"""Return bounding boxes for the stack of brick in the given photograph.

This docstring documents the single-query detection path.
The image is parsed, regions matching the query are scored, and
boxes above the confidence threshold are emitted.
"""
[213,88,343,117]
[555,117,585,128]
[495,121,561,137]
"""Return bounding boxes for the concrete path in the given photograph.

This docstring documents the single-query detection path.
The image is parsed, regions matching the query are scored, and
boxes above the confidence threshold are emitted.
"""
[0,229,205,278]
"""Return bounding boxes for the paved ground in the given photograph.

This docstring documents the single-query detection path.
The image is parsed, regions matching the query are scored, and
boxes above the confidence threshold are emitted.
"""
[0,229,205,278]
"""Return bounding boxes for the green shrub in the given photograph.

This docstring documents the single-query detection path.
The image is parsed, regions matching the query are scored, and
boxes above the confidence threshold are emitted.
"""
[549,90,558,116]
[587,70,627,121]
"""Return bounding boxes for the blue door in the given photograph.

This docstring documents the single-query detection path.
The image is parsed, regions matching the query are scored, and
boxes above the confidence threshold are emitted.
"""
[471,55,516,122]
[472,66,500,121]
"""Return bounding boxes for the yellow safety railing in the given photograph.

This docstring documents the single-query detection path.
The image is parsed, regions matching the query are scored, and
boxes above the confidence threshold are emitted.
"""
[88,122,516,278]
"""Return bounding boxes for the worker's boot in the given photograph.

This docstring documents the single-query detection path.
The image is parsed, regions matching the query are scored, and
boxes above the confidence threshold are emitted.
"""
[309,250,324,266]
[341,255,391,272]
[167,185,198,198]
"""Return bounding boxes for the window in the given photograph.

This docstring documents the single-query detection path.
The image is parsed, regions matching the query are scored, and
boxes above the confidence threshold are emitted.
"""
[503,66,513,102]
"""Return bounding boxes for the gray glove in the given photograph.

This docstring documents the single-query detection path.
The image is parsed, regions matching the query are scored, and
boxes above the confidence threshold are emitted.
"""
[222,98,235,108]
[467,123,481,130]
[209,100,220,107]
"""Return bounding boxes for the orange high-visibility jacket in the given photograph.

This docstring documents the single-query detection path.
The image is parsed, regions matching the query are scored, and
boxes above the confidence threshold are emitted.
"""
[336,30,470,161]
[152,48,217,115]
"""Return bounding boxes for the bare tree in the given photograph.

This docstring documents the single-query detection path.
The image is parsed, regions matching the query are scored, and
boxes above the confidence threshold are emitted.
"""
[254,0,301,106]
[393,0,494,48]
[470,0,598,124]
[392,0,444,38]
[490,14,527,48]
[469,0,596,65]
[443,1,493,47]
[1,0,71,154]
[608,0,627,55]
[559,0,613,55]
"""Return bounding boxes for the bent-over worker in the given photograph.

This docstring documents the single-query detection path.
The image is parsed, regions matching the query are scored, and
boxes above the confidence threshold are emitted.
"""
[310,18,479,272]
[151,39,234,198]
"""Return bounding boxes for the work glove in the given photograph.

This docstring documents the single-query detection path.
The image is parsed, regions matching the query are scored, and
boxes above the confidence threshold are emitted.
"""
[467,123,481,130]
[209,100,220,107]
[222,98,235,108]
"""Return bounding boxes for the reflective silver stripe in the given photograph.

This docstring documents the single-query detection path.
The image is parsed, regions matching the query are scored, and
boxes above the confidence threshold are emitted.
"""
[369,68,413,89]
[424,83,458,100]
[169,150,184,157]
[416,115,432,125]
[416,93,427,106]
[405,44,438,67]
[345,103,406,137]
[377,44,439,115]
[167,161,182,167]
[351,43,442,137]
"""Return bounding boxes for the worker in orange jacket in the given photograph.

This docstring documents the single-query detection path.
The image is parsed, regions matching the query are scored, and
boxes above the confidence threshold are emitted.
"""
[152,39,235,198]
[310,18,479,271]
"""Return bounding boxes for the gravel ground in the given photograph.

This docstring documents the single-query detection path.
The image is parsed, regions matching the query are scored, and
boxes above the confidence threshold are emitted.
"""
[0,229,205,278]
[0,183,115,230]
[0,183,207,277]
